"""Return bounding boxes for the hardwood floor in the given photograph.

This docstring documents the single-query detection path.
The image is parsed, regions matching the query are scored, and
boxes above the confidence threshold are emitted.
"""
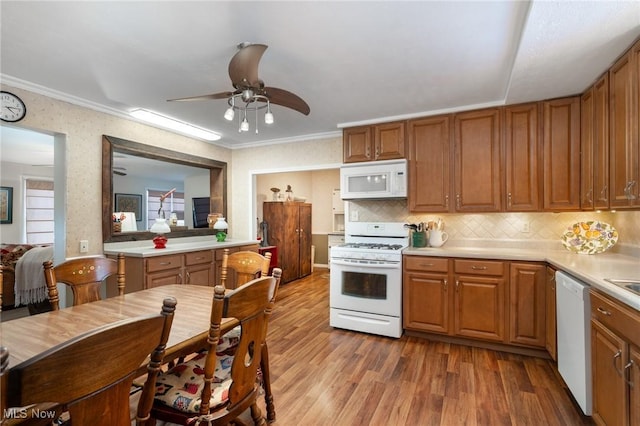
[262,269,594,426]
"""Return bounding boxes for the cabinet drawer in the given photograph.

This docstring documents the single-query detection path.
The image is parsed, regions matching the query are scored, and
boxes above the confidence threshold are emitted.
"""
[591,290,640,346]
[146,255,183,273]
[404,256,449,273]
[454,259,504,276]
[185,250,212,266]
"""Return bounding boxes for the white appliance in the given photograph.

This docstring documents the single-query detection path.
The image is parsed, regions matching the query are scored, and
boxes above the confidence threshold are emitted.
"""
[340,159,407,200]
[329,222,408,338]
[556,271,592,415]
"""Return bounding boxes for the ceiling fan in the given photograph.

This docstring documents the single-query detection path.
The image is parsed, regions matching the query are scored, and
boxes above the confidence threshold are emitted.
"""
[168,43,310,133]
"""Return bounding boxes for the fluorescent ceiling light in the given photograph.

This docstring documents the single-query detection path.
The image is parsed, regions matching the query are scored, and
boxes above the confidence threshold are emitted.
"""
[130,109,221,141]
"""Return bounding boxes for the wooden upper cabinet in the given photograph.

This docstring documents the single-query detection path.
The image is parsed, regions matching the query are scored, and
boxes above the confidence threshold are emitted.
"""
[593,75,611,209]
[454,108,502,212]
[503,103,541,211]
[408,115,451,212]
[609,40,640,208]
[343,126,372,163]
[581,87,595,209]
[542,96,581,211]
[374,121,406,161]
[343,121,406,163]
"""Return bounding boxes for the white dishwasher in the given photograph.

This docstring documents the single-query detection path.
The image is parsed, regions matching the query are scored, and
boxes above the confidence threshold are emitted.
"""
[555,270,592,415]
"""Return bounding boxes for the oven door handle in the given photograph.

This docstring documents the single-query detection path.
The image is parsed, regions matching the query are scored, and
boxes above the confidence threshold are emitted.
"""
[330,259,400,269]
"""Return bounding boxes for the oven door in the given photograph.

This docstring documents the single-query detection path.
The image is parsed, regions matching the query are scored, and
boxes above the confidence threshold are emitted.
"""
[329,258,401,317]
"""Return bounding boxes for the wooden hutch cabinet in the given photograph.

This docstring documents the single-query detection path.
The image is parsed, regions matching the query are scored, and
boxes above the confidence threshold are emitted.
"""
[263,202,312,284]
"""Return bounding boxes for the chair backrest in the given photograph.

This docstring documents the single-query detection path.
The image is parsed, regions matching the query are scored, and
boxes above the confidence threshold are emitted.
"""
[220,249,271,289]
[4,297,176,426]
[43,253,125,310]
[192,276,276,419]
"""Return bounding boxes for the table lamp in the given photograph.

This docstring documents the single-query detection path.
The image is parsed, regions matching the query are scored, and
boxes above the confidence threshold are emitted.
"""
[213,216,229,242]
[150,218,171,249]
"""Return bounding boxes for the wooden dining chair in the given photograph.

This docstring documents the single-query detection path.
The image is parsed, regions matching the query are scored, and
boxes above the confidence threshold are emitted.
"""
[141,275,277,426]
[43,253,125,310]
[219,248,271,290]
[220,249,282,422]
[3,297,176,426]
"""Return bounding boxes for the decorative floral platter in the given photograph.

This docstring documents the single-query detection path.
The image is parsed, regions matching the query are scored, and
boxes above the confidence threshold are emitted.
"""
[561,221,618,255]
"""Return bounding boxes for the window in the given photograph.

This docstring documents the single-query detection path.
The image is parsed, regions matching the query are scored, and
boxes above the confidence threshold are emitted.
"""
[25,179,54,244]
[147,189,184,229]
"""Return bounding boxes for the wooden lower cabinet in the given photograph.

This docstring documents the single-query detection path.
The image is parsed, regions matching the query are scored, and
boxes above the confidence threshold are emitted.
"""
[403,256,451,333]
[545,266,557,360]
[453,259,506,342]
[590,289,640,426]
[404,256,548,351]
[509,262,546,348]
[112,244,258,293]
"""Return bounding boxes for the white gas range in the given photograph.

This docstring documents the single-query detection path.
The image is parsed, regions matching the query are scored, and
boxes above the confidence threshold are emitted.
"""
[329,222,409,338]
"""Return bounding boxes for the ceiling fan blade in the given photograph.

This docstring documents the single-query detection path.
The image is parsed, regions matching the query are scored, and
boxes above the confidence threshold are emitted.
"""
[262,86,310,115]
[167,91,233,102]
[229,43,268,89]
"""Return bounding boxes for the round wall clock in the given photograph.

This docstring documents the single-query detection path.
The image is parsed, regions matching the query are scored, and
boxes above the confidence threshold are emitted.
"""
[1,91,27,122]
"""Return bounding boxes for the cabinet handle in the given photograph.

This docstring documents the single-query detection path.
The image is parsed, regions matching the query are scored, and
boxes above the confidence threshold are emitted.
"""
[160,261,172,266]
[507,192,512,208]
[456,194,461,209]
[455,280,459,290]
[585,188,593,205]
[185,271,191,283]
[366,146,371,158]
[624,360,635,388]
[613,350,623,377]
[444,195,449,209]
[471,265,488,271]
[596,307,612,316]
[625,180,637,200]
[195,256,204,261]
[443,279,448,289]
[178,273,183,283]
[375,147,380,159]
[420,263,434,267]
[600,185,608,202]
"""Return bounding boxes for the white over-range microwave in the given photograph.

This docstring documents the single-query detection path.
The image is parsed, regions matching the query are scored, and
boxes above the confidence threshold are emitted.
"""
[340,159,407,200]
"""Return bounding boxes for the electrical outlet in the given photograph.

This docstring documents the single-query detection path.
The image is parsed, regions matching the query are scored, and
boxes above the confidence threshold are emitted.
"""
[80,240,89,253]
[521,222,530,233]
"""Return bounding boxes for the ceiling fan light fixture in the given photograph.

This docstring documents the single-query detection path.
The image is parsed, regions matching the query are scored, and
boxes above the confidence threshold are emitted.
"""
[240,115,249,132]
[264,103,274,124]
[130,109,221,141]
[224,106,235,121]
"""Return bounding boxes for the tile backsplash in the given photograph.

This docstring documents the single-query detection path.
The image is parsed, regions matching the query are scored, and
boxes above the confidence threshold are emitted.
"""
[349,200,640,248]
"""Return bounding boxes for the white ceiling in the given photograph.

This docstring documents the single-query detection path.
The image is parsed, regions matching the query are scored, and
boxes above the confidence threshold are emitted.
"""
[1,1,640,152]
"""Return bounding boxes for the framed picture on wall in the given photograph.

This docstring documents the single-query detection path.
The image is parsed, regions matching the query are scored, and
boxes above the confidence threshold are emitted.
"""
[114,193,142,220]
[0,186,13,224]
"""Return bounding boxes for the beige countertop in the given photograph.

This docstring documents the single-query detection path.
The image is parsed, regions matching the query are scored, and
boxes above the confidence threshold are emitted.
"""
[404,241,640,311]
[103,236,259,258]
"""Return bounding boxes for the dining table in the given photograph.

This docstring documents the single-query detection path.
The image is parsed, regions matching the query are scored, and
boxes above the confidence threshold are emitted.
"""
[1,284,236,375]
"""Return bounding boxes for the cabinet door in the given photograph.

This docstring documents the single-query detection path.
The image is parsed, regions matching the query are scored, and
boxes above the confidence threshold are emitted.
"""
[609,47,638,208]
[343,126,372,163]
[509,262,546,348]
[545,266,557,361]
[374,121,406,161]
[298,203,312,279]
[591,319,629,426]
[593,75,610,209]
[407,115,452,212]
[184,264,214,286]
[454,108,502,212]
[147,268,183,289]
[581,87,595,209]
[453,274,505,342]
[631,345,640,426]
[403,271,450,333]
[543,97,581,211]
[504,103,541,211]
